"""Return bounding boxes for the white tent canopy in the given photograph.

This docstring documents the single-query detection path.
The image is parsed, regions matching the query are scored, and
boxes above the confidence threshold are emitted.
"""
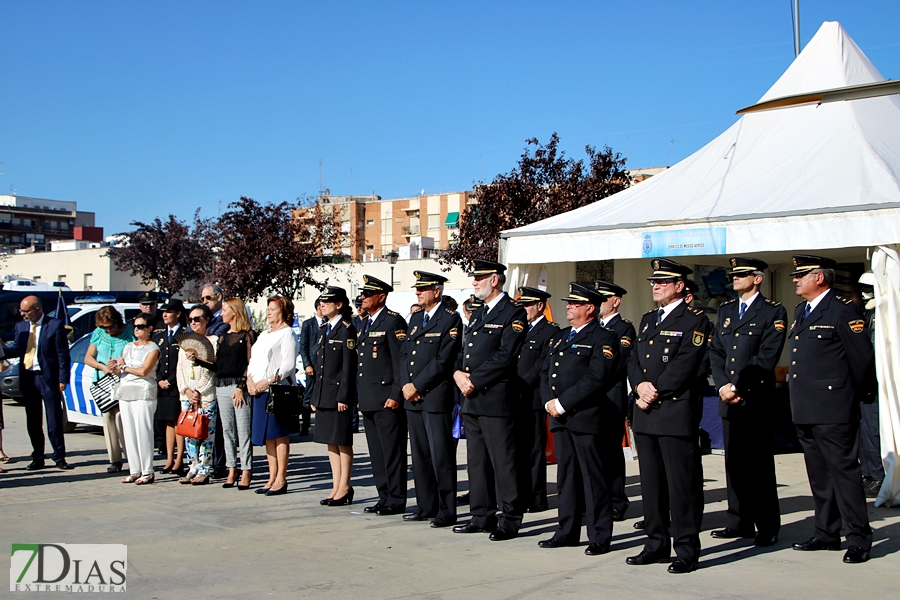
[500,22,900,265]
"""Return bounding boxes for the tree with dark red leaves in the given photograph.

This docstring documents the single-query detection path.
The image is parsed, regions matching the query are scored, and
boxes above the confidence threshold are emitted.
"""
[439,133,631,270]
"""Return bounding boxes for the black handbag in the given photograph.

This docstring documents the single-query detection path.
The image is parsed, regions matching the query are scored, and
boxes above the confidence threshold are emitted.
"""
[265,383,302,418]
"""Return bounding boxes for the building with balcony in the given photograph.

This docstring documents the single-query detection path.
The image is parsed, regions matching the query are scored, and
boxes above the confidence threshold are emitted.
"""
[0,195,97,252]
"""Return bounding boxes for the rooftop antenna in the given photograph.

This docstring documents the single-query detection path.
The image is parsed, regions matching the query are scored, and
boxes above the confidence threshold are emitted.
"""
[318,159,327,197]
[669,139,680,165]
[791,0,801,58]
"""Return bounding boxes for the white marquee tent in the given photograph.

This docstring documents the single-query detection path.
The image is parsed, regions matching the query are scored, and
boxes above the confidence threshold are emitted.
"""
[499,21,900,505]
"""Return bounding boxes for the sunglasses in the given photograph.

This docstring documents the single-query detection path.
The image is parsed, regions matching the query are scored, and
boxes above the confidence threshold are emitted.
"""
[19,307,36,314]
[188,316,206,323]
[133,324,151,330]
[201,295,218,302]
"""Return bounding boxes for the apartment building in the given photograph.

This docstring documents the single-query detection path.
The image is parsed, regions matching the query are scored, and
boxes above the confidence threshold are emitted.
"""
[0,195,97,252]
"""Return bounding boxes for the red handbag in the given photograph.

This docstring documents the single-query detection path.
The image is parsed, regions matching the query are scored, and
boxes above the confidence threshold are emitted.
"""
[176,408,209,439]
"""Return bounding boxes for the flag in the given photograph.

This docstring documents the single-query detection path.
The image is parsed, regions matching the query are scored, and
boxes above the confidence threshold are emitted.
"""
[56,289,73,332]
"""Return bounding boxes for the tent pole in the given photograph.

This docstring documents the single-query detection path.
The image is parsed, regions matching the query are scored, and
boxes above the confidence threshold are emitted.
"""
[792,0,801,57]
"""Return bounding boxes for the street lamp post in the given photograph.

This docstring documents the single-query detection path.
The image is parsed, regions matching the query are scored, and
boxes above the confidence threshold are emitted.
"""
[386,250,399,288]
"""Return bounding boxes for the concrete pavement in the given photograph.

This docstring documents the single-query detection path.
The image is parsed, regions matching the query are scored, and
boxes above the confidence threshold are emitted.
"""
[0,397,897,598]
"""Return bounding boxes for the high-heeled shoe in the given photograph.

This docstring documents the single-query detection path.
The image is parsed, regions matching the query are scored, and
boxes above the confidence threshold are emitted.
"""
[320,497,334,505]
[237,472,252,491]
[161,463,174,474]
[255,486,271,495]
[222,480,236,488]
[327,487,354,506]
[265,483,288,496]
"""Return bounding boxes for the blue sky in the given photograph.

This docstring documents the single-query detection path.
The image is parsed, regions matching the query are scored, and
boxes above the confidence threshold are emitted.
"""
[2,1,899,234]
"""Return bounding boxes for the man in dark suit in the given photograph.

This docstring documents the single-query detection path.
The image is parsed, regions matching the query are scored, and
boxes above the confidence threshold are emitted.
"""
[201,284,230,337]
[298,297,324,436]
[357,275,409,516]
[595,280,637,521]
[538,283,621,555]
[512,286,559,513]
[453,260,528,541]
[709,257,787,547]
[399,271,462,527]
[6,295,72,470]
[627,259,710,574]
[787,255,875,564]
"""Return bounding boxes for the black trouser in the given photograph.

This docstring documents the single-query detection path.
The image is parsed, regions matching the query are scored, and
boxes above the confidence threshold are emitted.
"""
[859,398,885,481]
[21,371,66,462]
[635,433,703,562]
[604,417,629,517]
[513,407,548,510]
[553,428,613,546]
[722,416,780,535]
[363,409,408,512]
[463,413,522,532]
[407,410,456,521]
[796,422,872,550]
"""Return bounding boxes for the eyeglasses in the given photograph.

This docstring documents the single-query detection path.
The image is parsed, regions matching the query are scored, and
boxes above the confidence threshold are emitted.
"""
[650,280,677,287]
[19,307,36,314]
[188,316,206,323]
[201,295,218,302]
[133,324,151,330]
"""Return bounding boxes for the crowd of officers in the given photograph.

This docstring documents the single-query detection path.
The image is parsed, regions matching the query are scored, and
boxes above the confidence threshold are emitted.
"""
[307,253,877,573]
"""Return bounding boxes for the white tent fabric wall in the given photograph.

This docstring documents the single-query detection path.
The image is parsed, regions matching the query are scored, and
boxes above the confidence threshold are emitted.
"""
[872,245,900,507]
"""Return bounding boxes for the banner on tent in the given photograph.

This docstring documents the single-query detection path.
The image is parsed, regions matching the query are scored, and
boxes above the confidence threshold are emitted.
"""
[641,227,726,258]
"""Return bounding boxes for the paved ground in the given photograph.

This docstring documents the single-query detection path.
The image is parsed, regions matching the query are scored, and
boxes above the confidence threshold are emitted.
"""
[1,397,897,598]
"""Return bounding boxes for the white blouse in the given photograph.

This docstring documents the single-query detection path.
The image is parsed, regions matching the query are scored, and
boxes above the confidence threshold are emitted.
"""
[248,327,298,384]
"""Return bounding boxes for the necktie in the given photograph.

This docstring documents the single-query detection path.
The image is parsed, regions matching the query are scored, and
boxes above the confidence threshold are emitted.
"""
[528,322,534,331]
[168,328,174,344]
[422,312,430,328]
[566,328,576,343]
[739,302,747,319]
[321,317,327,326]
[23,322,37,370]
[326,323,332,336]
[656,308,665,326]
[363,318,372,336]
[802,303,812,322]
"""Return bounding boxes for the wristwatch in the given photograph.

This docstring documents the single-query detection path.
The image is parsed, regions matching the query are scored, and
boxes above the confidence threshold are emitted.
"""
[729,384,736,393]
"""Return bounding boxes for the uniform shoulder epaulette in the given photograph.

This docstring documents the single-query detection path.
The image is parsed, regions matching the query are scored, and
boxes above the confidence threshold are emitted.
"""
[795,300,805,308]
[621,318,632,324]
[835,295,852,305]
[720,299,737,306]
[644,308,657,316]
[343,320,352,328]
[445,307,456,315]
[690,307,705,315]
[387,309,399,317]
[548,321,560,328]
[764,298,782,306]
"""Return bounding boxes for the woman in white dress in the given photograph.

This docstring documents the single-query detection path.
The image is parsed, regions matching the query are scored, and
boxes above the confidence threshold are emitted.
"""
[110,314,160,485]
[248,296,299,496]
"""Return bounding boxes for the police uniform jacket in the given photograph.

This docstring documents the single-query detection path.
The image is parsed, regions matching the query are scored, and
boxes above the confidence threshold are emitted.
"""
[540,320,621,435]
[357,308,408,412]
[457,295,528,417]
[788,291,875,425]
[310,319,358,410]
[154,325,182,398]
[710,295,787,420]
[601,313,636,417]
[514,317,560,410]
[627,302,710,436]
[398,303,462,413]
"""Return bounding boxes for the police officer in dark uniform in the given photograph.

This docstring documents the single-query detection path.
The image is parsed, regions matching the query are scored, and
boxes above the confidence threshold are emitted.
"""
[135,291,162,330]
[398,271,462,527]
[595,280,637,521]
[857,271,884,498]
[154,298,186,474]
[709,257,787,547]
[452,260,528,541]
[537,283,621,555]
[356,275,409,516]
[787,255,875,564]
[626,259,709,574]
[512,286,559,513]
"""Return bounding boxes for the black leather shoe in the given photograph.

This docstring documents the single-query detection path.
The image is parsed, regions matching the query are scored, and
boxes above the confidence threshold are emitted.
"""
[792,537,841,551]
[710,528,754,539]
[585,543,610,556]
[256,487,271,495]
[26,461,46,471]
[430,518,456,528]
[456,493,470,505]
[667,557,698,574]
[376,506,400,516]
[612,510,626,522]
[754,533,778,547]
[633,520,645,530]
[453,523,489,534]
[489,528,517,541]
[364,504,383,514]
[626,550,670,565]
[107,461,123,473]
[538,537,576,549]
[327,487,354,506]
[528,503,549,513]
[843,546,870,563]
[265,484,288,496]
[403,512,430,521]
[55,460,74,470]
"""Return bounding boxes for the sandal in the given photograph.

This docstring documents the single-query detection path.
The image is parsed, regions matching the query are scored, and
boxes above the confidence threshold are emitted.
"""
[0,456,10,463]
[179,475,195,484]
[191,475,210,485]
[121,475,140,483]
[134,474,155,485]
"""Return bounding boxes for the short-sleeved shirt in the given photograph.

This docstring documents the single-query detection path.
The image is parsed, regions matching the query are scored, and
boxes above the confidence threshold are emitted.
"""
[90,324,136,382]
